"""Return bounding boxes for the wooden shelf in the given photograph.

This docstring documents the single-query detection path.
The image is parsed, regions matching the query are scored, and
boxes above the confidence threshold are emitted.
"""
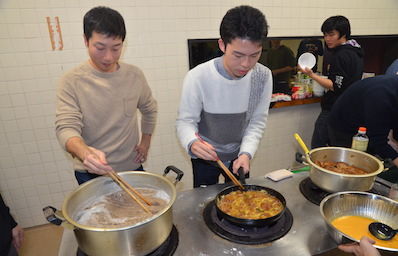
[271,97,321,108]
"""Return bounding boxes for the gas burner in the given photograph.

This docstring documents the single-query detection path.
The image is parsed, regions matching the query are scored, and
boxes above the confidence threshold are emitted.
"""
[299,177,381,205]
[203,200,293,245]
[76,225,178,256]
[299,177,331,205]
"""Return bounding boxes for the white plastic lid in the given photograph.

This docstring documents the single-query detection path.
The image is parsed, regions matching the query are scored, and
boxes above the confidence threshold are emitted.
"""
[298,52,316,70]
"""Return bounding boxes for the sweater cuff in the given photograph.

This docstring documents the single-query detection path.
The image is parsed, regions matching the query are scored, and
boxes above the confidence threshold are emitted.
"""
[57,129,82,150]
[238,151,252,160]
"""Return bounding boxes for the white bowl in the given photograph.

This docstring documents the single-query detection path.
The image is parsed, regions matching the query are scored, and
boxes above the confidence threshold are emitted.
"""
[298,52,316,70]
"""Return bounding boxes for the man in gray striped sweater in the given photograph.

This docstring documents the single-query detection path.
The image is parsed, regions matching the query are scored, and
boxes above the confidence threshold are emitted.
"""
[176,5,272,188]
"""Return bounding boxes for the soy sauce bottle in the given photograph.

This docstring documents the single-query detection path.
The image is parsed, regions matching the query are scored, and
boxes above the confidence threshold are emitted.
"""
[351,127,369,152]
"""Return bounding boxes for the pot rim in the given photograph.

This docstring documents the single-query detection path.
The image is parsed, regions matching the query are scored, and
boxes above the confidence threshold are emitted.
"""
[306,147,384,177]
[62,171,176,231]
[319,191,398,252]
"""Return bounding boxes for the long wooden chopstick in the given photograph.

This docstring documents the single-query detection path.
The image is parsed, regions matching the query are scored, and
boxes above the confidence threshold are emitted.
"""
[108,172,152,214]
[216,160,245,190]
[111,171,152,206]
[195,133,245,190]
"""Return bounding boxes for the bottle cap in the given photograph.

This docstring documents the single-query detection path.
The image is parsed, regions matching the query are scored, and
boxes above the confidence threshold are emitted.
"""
[359,127,367,132]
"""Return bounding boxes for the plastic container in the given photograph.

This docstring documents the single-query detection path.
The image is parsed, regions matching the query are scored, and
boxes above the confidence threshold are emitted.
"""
[351,127,369,152]
[312,79,325,97]
[298,52,316,70]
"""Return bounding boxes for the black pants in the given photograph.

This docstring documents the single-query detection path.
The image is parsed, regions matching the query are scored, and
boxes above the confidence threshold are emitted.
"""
[191,158,248,188]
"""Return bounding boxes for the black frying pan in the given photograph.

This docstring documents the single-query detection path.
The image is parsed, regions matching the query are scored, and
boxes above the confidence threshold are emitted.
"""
[215,169,286,227]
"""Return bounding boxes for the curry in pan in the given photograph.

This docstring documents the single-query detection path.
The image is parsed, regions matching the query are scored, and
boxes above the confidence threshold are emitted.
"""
[217,190,284,220]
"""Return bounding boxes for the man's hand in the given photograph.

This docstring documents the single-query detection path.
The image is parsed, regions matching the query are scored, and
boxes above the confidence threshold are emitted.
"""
[191,140,218,161]
[65,137,112,175]
[134,143,149,164]
[232,154,250,174]
[299,66,314,76]
[134,134,152,164]
[298,67,334,90]
[12,225,24,249]
[338,236,381,256]
[83,147,113,175]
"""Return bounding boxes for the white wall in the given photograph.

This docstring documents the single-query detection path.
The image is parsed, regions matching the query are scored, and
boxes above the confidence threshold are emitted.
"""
[0,0,397,227]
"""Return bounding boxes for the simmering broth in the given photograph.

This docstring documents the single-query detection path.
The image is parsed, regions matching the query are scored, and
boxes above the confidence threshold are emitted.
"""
[73,188,169,228]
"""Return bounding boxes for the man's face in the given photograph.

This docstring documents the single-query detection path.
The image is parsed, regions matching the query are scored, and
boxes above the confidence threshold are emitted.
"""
[84,31,123,73]
[323,30,346,49]
[218,38,262,78]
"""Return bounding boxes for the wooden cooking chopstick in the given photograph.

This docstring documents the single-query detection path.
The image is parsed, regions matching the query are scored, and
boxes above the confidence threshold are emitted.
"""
[216,160,245,190]
[195,133,245,190]
[111,171,152,206]
[108,172,152,214]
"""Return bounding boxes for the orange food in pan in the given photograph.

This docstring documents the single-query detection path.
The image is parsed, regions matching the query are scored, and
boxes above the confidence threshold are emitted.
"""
[217,190,283,219]
[332,215,398,249]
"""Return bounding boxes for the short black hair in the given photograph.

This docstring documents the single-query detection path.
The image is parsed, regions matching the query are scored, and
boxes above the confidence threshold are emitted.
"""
[321,15,351,39]
[83,6,126,41]
[220,5,268,46]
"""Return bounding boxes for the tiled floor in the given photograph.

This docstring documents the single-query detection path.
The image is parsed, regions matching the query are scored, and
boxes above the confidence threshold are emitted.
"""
[19,224,64,256]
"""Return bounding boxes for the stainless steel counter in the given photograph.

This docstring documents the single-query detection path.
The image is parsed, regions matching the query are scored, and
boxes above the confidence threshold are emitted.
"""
[58,172,392,256]
[172,172,390,256]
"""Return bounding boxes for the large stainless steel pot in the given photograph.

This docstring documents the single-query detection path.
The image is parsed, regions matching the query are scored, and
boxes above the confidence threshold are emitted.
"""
[294,134,386,192]
[320,191,398,252]
[47,166,183,256]
[306,147,385,192]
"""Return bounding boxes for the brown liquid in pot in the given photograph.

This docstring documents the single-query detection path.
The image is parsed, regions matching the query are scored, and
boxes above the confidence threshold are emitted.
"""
[73,188,168,228]
[315,160,368,175]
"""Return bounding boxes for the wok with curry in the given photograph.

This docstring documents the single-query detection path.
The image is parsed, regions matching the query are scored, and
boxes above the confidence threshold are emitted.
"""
[215,185,286,226]
[217,190,283,219]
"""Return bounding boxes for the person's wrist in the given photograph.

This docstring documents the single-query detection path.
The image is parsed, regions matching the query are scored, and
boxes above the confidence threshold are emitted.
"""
[238,152,252,160]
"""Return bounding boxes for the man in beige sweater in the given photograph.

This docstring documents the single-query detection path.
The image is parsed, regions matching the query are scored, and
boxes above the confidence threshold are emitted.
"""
[55,6,157,184]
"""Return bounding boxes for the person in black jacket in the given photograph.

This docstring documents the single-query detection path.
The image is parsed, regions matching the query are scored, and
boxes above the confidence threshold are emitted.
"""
[300,15,364,148]
[0,194,24,256]
[328,75,398,183]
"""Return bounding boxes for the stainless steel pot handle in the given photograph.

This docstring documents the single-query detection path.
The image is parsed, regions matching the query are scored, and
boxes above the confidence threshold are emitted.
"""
[238,167,248,184]
[374,155,394,172]
[163,165,184,185]
[295,152,308,164]
[43,206,75,230]
[43,206,63,225]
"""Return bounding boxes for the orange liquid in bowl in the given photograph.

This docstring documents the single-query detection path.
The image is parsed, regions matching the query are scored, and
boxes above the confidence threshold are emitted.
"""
[331,216,398,249]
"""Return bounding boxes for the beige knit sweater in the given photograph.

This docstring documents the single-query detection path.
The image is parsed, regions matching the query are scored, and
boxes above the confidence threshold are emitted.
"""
[55,61,157,172]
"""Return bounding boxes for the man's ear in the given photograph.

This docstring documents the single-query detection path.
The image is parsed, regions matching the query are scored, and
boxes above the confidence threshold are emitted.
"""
[218,39,226,53]
[84,34,89,47]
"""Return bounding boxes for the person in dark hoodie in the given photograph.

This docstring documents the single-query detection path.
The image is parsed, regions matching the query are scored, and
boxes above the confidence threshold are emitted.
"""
[300,15,363,148]
[328,62,398,183]
[0,194,24,256]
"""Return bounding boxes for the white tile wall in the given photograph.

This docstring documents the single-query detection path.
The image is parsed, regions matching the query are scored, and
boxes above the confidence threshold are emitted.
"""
[0,0,397,227]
